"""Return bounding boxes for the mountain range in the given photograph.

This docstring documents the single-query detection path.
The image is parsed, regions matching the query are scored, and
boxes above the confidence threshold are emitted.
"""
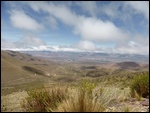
[20,51,149,63]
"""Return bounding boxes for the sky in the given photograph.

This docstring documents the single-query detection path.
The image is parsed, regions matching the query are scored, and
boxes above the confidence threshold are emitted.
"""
[1,1,149,55]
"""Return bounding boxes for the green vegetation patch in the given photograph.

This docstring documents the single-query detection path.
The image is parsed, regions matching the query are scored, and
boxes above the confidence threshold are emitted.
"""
[22,86,68,112]
[130,71,149,98]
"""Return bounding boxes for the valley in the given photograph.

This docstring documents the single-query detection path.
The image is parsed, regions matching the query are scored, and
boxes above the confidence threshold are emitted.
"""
[1,50,149,112]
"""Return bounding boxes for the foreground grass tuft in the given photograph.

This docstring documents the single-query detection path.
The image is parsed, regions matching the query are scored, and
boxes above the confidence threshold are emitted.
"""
[130,72,149,98]
[21,80,132,112]
[55,80,105,112]
[21,86,68,112]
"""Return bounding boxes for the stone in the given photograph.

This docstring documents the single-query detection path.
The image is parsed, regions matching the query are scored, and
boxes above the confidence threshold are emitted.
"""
[129,98,136,102]
[141,101,149,106]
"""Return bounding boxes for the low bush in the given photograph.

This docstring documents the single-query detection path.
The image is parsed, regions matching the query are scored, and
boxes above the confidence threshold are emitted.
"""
[130,72,149,98]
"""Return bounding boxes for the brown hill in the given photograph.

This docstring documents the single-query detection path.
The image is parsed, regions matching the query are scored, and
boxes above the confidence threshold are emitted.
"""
[1,50,57,86]
[115,61,140,70]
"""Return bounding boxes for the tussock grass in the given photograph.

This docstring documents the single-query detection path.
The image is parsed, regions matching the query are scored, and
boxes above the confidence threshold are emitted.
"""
[133,90,142,101]
[130,72,149,98]
[55,80,105,112]
[21,80,133,112]
[123,105,131,112]
[55,81,131,112]
[94,86,131,105]
[21,85,68,112]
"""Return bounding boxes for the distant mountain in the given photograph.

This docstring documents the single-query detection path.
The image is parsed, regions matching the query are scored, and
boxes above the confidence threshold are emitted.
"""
[20,51,149,63]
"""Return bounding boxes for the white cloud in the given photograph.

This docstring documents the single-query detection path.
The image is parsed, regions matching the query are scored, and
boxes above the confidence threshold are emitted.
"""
[115,46,149,55]
[98,2,120,18]
[22,1,149,55]
[27,2,128,42]
[74,17,126,42]
[9,10,43,31]
[1,44,82,52]
[1,34,46,50]
[132,35,149,46]
[1,38,16,49]
[128,41,138,47]
[23,34,46,46]
[114,40,149,55]
[94,1,149,30]
[2,36,149,55]
[125,1,149,20]
[77,40,96,51]
[48,4,78,26]
[28,2,78,26]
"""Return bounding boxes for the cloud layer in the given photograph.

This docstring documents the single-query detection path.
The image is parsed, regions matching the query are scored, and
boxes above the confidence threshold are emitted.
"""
[1,1,149,55]
[1,34,46,49]
[125,1,149,21]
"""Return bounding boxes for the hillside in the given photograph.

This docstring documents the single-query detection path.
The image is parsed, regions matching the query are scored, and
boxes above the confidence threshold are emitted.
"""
[1,50,149,112]
[115,61,140,70]
[1,50,57,87]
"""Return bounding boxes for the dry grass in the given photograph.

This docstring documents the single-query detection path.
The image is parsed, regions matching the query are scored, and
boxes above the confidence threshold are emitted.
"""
[21,80,132,112]
[3,80,146,112]
[55,92,105,112]
[133,90,142,101]
[1,91,28,112]
[130,72,149,98]
[21,85,68,112]
[55,81,131,112]
[123,105,131,112]
[55,81,105,112]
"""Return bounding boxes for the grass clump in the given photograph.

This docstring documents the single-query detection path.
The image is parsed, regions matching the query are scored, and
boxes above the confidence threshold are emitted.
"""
[21,86,68,112]
[21,79,133,112]
[123,105,130,112]
[130,72,149,98]
[55,80,105,112]
[55,80,131,112]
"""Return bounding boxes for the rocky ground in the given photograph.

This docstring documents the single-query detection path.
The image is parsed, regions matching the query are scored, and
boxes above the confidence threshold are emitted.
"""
[106,97,149,112]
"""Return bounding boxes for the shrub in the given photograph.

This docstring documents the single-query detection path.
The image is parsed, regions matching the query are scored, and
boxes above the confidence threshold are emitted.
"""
[79,80,96,94]
[21,86,68,112]
[130,72,149,98]
[55,80,106,112]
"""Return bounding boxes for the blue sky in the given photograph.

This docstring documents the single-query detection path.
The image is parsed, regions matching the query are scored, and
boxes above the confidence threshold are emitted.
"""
[1,1,149,54]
